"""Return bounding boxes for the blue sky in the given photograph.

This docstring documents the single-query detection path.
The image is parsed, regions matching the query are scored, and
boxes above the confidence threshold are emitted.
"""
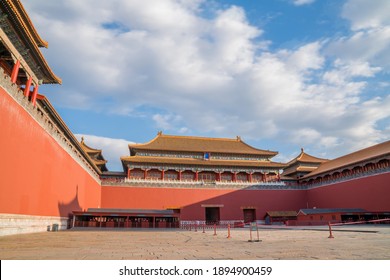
[24,0,390,171]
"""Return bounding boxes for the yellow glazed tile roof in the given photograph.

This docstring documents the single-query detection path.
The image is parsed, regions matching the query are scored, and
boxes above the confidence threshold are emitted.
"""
[129,133,278,156]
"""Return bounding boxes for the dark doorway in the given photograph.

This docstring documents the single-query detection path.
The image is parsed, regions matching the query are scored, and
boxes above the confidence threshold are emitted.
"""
[243,209,256,223]
[205,207,220,224]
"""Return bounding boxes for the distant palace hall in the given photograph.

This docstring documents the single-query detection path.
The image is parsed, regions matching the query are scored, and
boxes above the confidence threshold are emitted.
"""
[0,0,389,235]
[120,132,284,183]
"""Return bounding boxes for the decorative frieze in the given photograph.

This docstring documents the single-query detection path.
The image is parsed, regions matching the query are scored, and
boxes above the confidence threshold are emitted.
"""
[136,150,270,161]
[300,163,390,189]
[127,163,279,174]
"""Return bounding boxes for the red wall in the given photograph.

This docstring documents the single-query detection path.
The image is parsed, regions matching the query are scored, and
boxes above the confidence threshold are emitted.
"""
[101,186,307,220]
[2,86,389,222]
[0,88,101,217]
[307,173,390,211]
[101,173,390,221]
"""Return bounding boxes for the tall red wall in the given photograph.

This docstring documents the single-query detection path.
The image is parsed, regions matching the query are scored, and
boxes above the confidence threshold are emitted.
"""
[101,186,307,220]
[307,173,390,211]
[2,84,389,222]
[0,88,101,217]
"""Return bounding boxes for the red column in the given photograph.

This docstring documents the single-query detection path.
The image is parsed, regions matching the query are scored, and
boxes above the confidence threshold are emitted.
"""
[248,173,253,182]
[233,172,237,182]
[31,85,39,106]
[23,77,32,97]
[144,169,147,179]
[161,170,165,180]
[127,168,131,179]
[178,170,182,181]
[11,60,20,84]
[195,171,198,181]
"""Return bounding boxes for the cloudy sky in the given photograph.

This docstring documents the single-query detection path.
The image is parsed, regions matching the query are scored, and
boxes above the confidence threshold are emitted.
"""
[24,0,390,171]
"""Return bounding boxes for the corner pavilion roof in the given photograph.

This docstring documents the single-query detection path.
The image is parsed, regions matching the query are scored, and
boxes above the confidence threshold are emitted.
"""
[80,137,103,154]
[302,140,390,179]
[80,137,108,172]
[0,0,61,84]
[129,132,278,157]
[283,148,328,177]
[286,148,328,166]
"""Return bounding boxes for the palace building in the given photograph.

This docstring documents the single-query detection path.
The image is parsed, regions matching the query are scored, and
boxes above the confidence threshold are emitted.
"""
[121,132,284,183]
[0,0,389,235]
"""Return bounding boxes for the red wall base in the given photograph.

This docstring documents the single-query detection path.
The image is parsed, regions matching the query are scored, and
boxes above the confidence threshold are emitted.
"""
[101,186,307,220]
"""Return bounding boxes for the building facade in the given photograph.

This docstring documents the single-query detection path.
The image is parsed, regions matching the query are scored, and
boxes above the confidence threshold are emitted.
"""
[122,132,284,183]
[0,0,389,235]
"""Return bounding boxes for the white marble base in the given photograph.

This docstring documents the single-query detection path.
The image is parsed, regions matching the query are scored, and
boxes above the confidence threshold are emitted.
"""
[0,213,69,236]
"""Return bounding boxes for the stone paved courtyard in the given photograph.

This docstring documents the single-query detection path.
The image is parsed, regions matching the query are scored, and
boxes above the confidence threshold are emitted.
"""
[0,225,389,260]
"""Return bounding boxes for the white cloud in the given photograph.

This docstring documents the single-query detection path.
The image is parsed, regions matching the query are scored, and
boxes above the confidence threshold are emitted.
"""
[323,59,381,86]
[326,0,390,70]
[75,134,134,171]
[292,0,315,6]
[284,42,325,72]
[326,27,390,69]
[25,0,390,162]
[342,0,390,30]
[152,113,190,133]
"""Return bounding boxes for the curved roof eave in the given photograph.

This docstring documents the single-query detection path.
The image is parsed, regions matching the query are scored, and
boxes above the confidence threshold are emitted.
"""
[2,0,61,84]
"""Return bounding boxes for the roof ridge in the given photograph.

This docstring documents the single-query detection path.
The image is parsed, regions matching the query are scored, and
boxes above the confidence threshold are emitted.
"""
[129,133,161,148]
[159,133,242,142]
[236,137,278,155]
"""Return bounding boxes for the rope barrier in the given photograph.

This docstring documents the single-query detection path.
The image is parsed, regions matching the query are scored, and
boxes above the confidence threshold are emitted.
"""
[182,222,234,238]
[328,218,390,238]
[181,222,238,231]
[330,218,390,227]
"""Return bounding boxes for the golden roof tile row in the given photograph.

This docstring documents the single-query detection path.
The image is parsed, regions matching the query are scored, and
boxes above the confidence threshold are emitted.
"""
[129,133,278,156]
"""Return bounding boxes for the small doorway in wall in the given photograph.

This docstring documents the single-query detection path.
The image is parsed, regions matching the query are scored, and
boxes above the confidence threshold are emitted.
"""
[243,208,256,223]
[205,207,220,224]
